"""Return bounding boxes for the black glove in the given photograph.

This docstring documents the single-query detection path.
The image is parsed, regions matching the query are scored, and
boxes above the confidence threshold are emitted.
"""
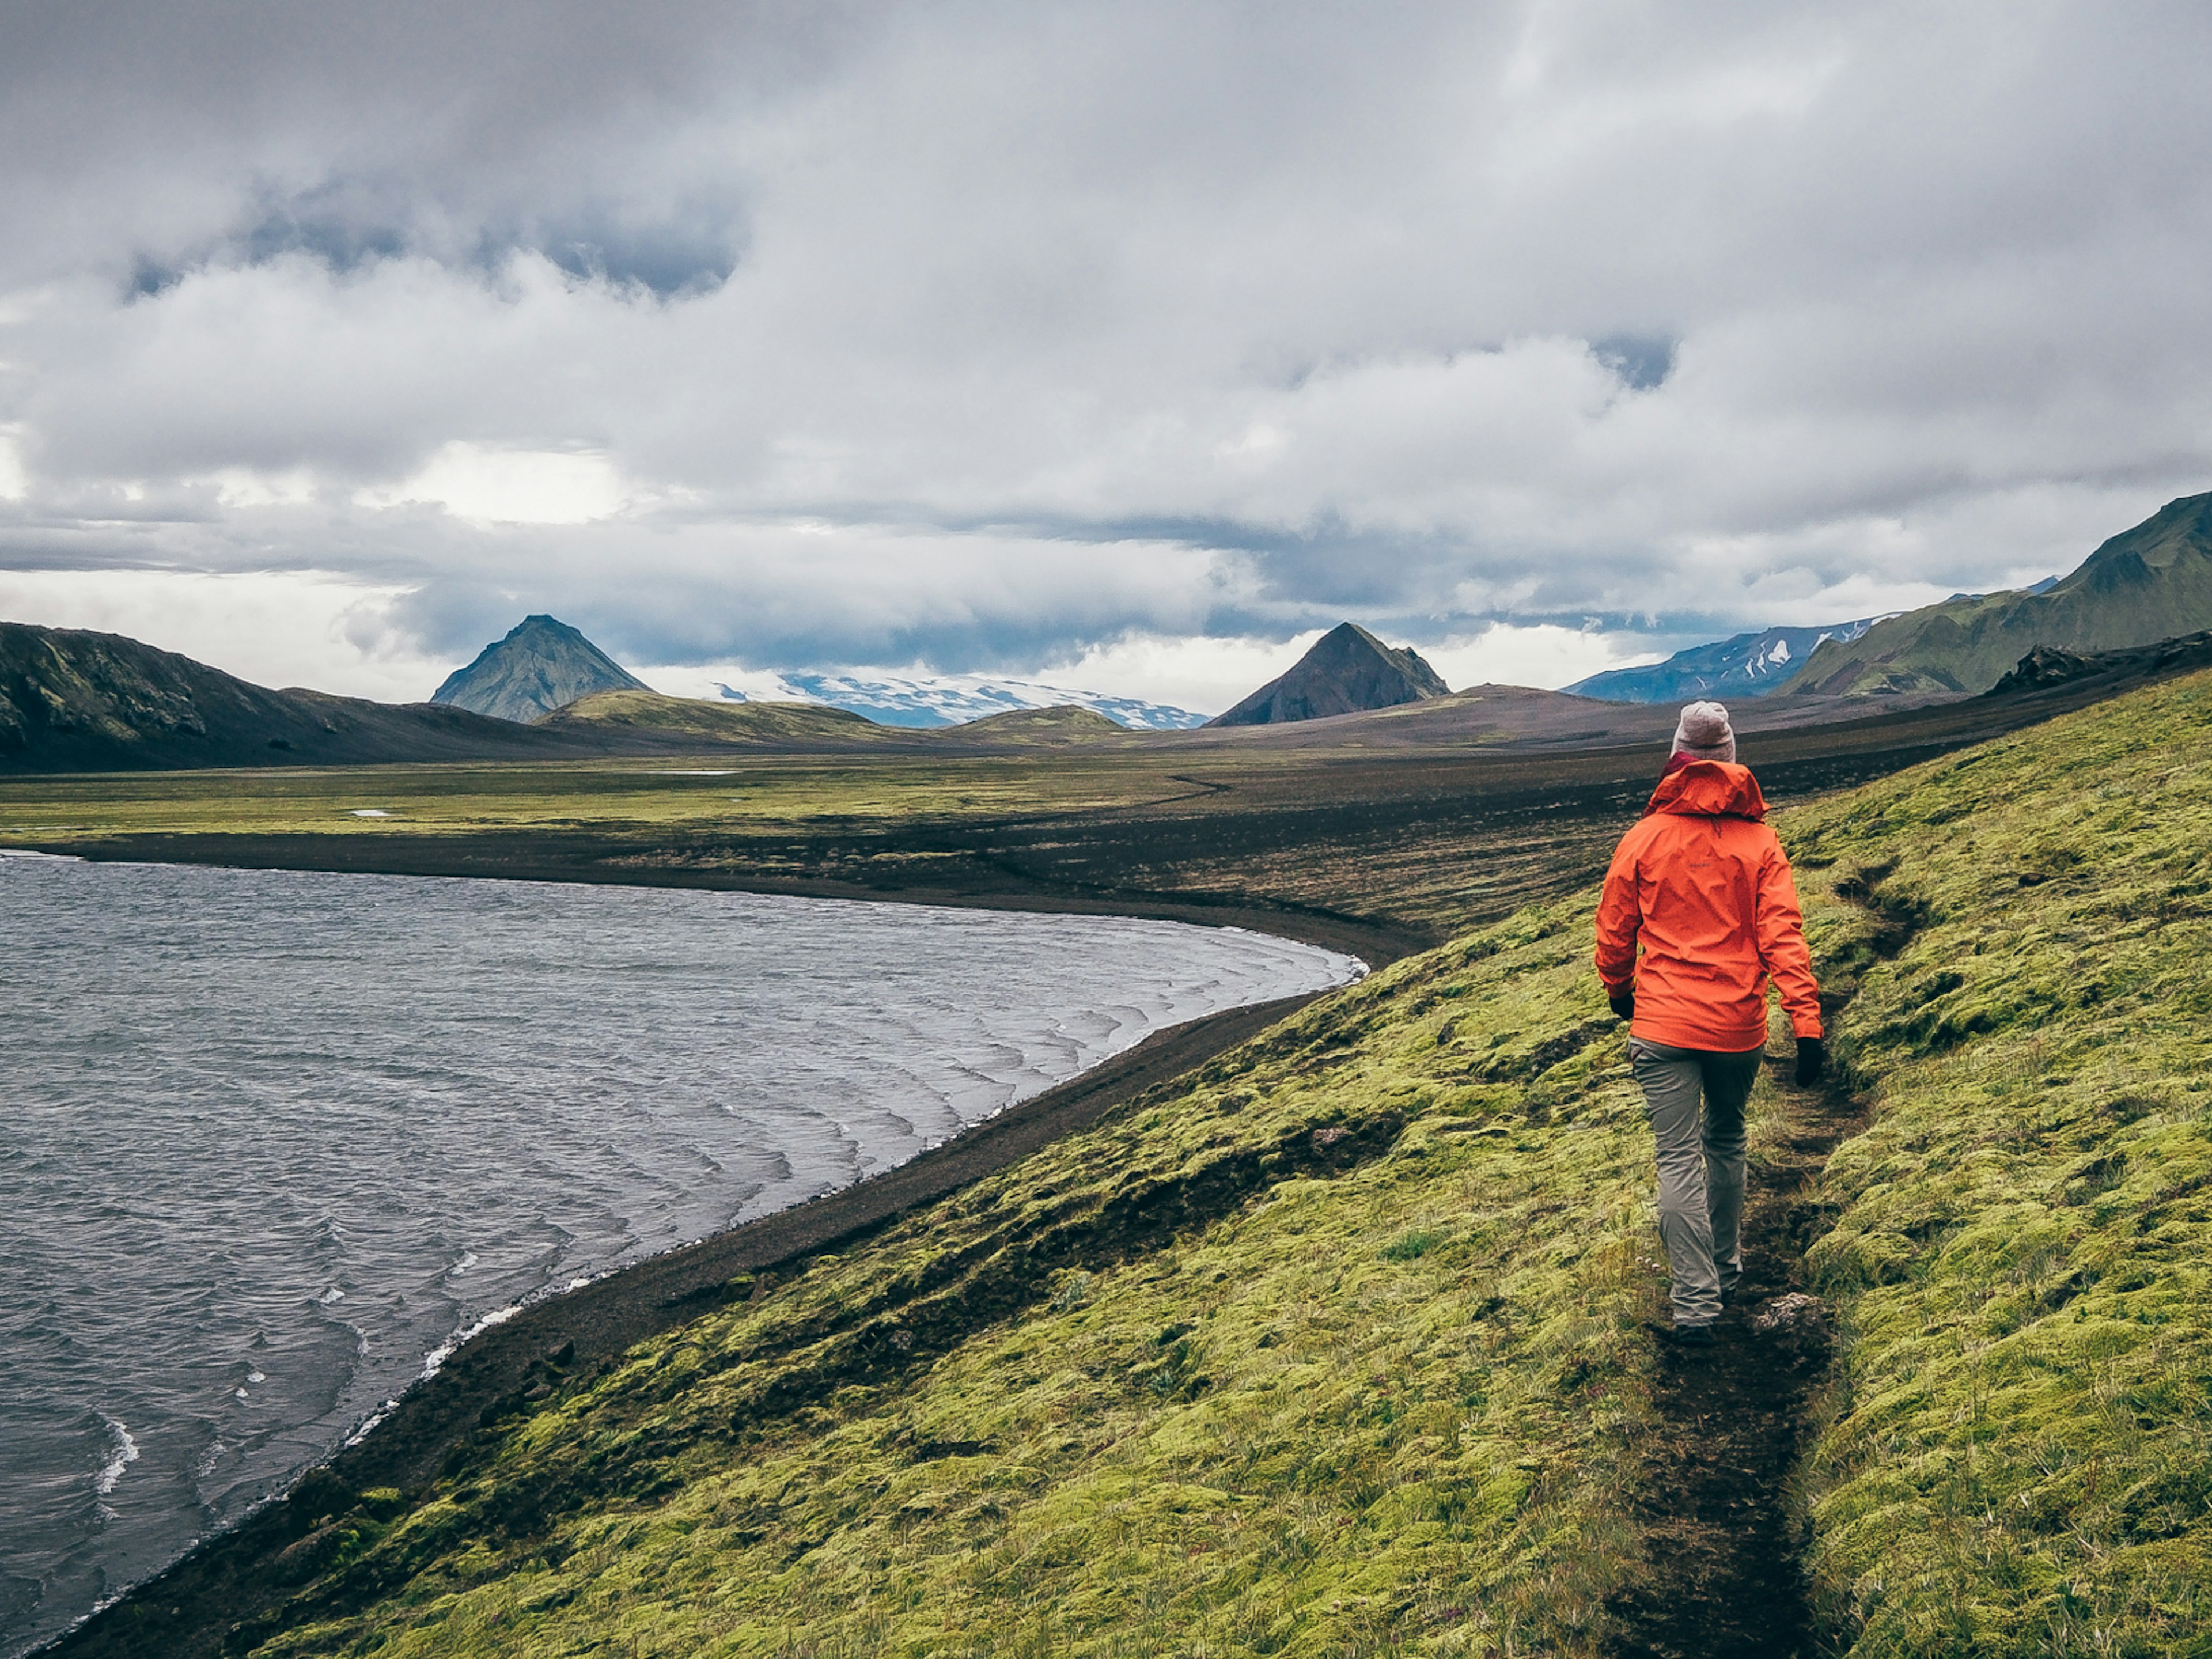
[1795,1036,1826,1086]
[1608,990,1634,1022]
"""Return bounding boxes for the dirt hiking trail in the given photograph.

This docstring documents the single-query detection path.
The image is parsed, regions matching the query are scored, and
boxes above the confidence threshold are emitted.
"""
[1603,1060,1869,1659]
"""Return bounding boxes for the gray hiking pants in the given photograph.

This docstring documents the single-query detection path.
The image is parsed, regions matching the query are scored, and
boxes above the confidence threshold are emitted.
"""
[1630,1038,1764,1327]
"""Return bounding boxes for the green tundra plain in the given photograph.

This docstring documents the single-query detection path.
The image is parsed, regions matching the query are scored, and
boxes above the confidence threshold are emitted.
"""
[29,668,2212,1657]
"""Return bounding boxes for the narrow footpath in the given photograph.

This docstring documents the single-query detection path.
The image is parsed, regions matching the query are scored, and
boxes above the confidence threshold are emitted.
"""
[1602,1062,1869,1659]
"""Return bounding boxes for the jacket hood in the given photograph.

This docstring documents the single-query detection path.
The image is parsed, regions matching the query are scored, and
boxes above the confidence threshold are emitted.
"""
[1645,757,1767,820]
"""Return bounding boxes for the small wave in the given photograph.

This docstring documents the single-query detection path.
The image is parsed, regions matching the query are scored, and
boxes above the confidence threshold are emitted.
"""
[344,1400,400,1449]
[94,1416,138,1495]
[419,1302,522,1382]
[316,1287,345,1305]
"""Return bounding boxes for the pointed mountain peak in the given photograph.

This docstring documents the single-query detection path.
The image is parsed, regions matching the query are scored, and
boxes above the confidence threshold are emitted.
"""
[430,614,647,723]
[1207,622,1450,727]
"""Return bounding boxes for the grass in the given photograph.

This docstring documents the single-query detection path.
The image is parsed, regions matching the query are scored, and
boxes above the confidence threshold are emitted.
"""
[1771,671,2212,1656]
[0,756,1142,839]
[55,667,2212,1654]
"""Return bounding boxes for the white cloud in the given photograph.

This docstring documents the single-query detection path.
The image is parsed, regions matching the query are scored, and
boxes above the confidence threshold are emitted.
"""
[357,441,630,525]
[1422,623,1665,694]
[195,467,319,507]
[1,2,2209,688]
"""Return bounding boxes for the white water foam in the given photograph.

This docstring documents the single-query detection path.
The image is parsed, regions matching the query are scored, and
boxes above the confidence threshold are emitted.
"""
[93,1418,138,1496]
[419,1303,524,1384]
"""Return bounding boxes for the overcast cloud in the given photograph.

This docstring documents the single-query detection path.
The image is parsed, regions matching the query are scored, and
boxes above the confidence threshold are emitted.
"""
[3,0,2210,709]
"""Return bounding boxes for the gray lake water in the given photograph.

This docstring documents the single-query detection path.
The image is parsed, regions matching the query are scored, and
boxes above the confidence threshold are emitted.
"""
[0,855,1361,1654]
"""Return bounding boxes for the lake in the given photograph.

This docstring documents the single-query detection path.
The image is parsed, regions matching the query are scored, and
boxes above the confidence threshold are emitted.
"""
[0,855,1361,1654]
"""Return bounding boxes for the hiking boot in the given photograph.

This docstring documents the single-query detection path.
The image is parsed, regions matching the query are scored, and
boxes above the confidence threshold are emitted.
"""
[1662,1323,1716,1348]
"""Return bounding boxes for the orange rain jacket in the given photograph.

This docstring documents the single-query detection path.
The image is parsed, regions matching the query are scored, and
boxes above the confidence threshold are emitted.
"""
[1593,759,1823,1053]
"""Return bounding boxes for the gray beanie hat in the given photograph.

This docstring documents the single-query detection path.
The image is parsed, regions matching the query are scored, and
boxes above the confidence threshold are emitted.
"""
[1672,700,1736,763]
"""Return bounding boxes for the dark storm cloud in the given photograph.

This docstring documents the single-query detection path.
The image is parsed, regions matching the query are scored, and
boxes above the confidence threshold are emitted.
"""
[5,1,2212,693]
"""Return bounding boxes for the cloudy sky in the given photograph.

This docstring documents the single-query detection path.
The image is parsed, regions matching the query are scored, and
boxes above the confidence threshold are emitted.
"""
[3,1,2210,711]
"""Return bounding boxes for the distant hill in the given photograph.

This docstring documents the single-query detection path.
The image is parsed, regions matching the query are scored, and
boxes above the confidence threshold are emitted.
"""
[540,690,900,748]
[431,615,647,722]
[0,622,610,772]
[720,669,1202,730]
[1569,618,1883,703]
[1208,623,1449,726]
[1780,491,2212,695]
[544,690,1132,751]
[923,704,1128,744]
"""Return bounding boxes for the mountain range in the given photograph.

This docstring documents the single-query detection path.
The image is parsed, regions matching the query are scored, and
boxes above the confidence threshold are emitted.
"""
[1567,618,1885,703]
[1207,623,1449,726]
[1779,492,2212,695]
[13,487,2212,771]
[0,625,1199,772]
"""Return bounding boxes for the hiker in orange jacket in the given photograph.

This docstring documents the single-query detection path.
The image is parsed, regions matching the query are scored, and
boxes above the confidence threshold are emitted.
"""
[1594,701,1824,1344]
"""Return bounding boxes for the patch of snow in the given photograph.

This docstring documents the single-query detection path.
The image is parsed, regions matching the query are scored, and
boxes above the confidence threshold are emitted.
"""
[713,671,1207,730]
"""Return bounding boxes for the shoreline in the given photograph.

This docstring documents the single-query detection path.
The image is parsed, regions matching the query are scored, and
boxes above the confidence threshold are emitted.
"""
[37,850,1421,1659]
[25,828,1434,967]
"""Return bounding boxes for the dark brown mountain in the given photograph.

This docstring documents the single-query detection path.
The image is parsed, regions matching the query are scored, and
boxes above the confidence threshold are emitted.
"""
[430,614,649,722]
[1207,623,1450,726]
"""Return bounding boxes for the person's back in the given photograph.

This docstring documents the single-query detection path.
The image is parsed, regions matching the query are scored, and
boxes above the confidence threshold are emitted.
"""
[1597,759,1819,1054]
[1594,703,1823,1342]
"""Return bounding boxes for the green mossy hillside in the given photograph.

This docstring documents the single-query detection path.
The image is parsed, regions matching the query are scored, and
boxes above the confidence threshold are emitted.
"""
[1777,670,2212,1655]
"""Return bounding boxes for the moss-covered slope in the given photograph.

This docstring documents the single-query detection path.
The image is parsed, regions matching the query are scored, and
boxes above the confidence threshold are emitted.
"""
[1775,671,2212,1653]
[91,666,2212,1658]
